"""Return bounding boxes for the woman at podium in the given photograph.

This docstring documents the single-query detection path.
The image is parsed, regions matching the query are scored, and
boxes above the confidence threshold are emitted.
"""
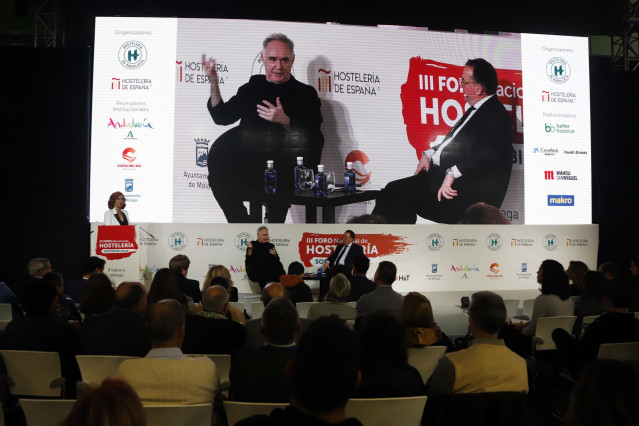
[103,191,130,226]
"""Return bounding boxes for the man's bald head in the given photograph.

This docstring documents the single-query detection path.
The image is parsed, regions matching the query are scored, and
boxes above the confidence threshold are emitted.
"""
[202,285,229,314]
[115,281,147,314]
[261,282,285,307]
[147,299,186,347]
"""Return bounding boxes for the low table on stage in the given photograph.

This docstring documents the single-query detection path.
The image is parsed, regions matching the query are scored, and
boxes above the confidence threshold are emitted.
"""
[248,189,379,223]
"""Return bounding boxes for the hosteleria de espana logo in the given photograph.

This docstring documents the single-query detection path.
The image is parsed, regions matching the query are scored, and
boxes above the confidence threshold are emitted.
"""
[119,41,147,70]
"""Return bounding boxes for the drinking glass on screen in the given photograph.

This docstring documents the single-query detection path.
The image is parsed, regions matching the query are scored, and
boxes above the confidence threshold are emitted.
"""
[326,171,336,193]
[298,168,315,191]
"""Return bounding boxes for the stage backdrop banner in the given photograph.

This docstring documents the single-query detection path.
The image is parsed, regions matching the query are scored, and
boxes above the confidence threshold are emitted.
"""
[91,223,597,294]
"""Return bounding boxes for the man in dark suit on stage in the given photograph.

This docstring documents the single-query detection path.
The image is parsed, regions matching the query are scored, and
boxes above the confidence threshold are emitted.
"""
[319,230,364,300]
[373,58,514,224]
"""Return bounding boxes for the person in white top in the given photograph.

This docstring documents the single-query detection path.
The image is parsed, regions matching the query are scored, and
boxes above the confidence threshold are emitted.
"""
[103,191,130,225]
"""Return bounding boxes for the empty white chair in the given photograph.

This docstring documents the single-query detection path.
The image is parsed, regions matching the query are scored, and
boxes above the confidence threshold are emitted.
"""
[598,342,639,361]
[76,355,139,386]
[347,302,357,308]
[295,302,316,319]
[0,303,12,321]
[0,350,65,397]
[532,316,577,353]
[186,354,231,390]
[346,396,428,426]
[143,404,213,426]
[513,299,535,320]
[0,320,11,331]
[251,302,265,319]
[224,401,287,426]
[407,346,447,384]
[503,299,520,320]
[581,315,601,328]
[20,399,76,426]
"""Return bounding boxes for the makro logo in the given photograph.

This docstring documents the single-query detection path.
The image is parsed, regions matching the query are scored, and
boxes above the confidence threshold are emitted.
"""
[486,233,503,251]
[548,195,575,206]
[543,233,559,251]
[234,232,253,252]
[345,150,371,186]
[546,57,571,84]
[124,179,134,192]
[544,170,554,180]
[122,148,137,162]
[119,41,147,70]
[533,147,558,156]
[317,68,331,92]
[426,233,444,251]
[168,232,188,251]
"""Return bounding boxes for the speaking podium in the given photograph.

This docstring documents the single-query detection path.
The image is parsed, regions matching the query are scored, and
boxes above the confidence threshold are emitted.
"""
[92,225,140,283]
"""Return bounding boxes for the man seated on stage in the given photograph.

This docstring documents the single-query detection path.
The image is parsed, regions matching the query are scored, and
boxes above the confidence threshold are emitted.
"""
[427,291,528,396]
[356,261,404,319]
[245,226,285,291]
[319,230,363,300]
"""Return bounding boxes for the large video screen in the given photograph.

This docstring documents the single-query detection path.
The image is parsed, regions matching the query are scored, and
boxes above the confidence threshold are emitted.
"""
[90,17,591,225]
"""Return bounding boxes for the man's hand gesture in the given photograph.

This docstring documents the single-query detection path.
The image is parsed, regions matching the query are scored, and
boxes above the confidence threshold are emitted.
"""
[437,175,458,201]
[257,97,291,128]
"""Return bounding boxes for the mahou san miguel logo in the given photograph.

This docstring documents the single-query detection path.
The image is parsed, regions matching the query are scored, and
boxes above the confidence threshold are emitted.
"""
[401,58,523,159]
[298,233,411,267]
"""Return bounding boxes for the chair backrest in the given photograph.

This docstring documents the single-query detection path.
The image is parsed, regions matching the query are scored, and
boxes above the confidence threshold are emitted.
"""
[295,302,316,319]
[581,315,601,328]
[598,342,639,361]
[186,354,231,389]
[0,350,64,397]
[143,404,213,426]
[248,280,262,295]
[0,320,11,331]
[251,302,265,319]
[407,346,447,384]
[224,401,287,426]
[521,299,535,319]
[533,316,577,351]
[0,303,12,321]
[345,396,428,426]
[229,302,245,312]
[76,355,139,385]
[634,312,639,320]
[20,399,76,426]
[423,392,530,426]
[502,299,520,319]
[347,301,357,308]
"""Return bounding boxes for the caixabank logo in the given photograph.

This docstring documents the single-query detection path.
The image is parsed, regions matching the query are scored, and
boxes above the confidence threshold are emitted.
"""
[546,57,571,84]
[119,41,147,70]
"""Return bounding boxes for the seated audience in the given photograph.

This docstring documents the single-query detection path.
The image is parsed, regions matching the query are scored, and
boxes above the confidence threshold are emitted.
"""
[65,256,106,303]
[27,257,53,279]
[348,254,375,302]
[401,292,456,352]
[205,276,246,324]
[307,273,356,321]
[245,282,285,348]
[230,298,299,402]
[566,260,589,296]
[43,272,82,323]
[573,271,606,333]
[81,281,150,357]
[565,360,639,426]
[427,291,528,396]
[236,316,363,426]
[169,254,201,303]
[457,202,510,224]
[80,273,116,316]
[598,261,620,283]
[182,285,246,356]
[147,268,188,308]
[62,377,145,426]
[353,312,423,398]
[1,279,81,397]
[356,261,404,319]
[279,261,313,305]
[0,280,21,319]
[118,299,220,405]
[203,265,239,302]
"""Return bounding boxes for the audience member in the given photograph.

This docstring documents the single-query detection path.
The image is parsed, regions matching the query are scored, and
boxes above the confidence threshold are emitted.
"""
[598,261,620,283]
[427,291,528,396]
[354,312,423,398]
[0,280,21,319]
[182,285,246,356]
[81,281,151,357]
[457,202,510,224]
[307,273,356,321]
[43,272,82,323]
[279,261,313,305]
[65,256,106,303]
[169,254,201,303]
[205,276,246,324]
[356,261,404,319]
[118,299,220,405]
[79,273,116,315]
[1,279,81,397]
[572,271,606,333]
[236,316,363,425]
[565,360,639,426]
[401,292,456,352]
[26,257,52,278]
[203,264,239,302]
[566,260,589,296]
[348,254,375,302]
[147,268,188,308]
[231,298,299,402]
[62,377,146,426]
[630,256,639,285]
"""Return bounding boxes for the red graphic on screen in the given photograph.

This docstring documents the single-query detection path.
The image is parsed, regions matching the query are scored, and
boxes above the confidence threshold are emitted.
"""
[345,150,371,186]
[96,225,138,260]
[400,58,523,159]
[298,232,411,267]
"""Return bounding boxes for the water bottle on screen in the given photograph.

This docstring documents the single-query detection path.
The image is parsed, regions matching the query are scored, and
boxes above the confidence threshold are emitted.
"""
[344,161,356,193]
[293,157,304,190]
[315,165,327,197]
[264,160,276,194]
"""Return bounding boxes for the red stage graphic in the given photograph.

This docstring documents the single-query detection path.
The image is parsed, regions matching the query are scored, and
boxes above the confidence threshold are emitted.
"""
[96,225,138,260]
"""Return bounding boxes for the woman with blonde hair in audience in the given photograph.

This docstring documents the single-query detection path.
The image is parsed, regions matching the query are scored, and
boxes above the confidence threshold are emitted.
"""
[400,292,456,352]
[203,264,239,302]
[62,377,146,426]
[308,273,356,321]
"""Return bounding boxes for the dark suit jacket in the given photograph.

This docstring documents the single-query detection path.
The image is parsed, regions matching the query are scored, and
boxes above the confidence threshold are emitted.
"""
[348,275,376,302]
[182,314,246,356]
[230,344,296,402]
[176,274,202,303]
[81,308,151,357]
[326,243,364,273]
[64,278,87,303]
[356,285,404,319]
